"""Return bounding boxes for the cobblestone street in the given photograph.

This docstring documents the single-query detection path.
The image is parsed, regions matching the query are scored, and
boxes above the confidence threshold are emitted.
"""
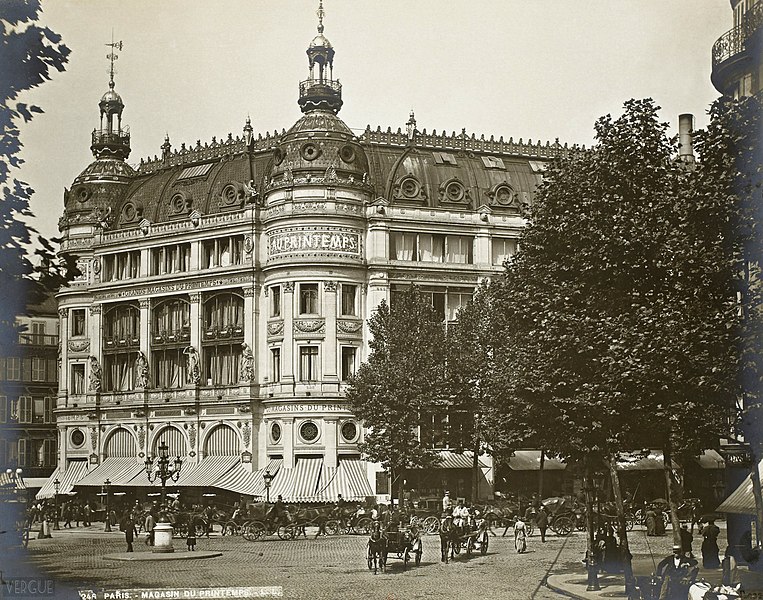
[4,524,723,600]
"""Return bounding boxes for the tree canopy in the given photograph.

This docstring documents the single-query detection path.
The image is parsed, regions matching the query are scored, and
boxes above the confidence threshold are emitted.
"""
[0,0,76,341]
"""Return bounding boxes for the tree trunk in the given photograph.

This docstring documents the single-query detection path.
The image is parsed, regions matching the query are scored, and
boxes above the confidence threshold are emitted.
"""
[584,466,600,591]
[606,456,635,596]
[663,443,683,548]
[472,441,480,504]
[539,449,545,500]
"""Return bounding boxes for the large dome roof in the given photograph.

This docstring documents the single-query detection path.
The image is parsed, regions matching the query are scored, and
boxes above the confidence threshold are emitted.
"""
[285,110,353,138]
[73,158,136,185]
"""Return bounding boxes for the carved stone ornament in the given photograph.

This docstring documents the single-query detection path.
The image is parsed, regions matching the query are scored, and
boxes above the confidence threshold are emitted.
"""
[244,235,254,254]
[239,343,254,382]
[324,281,338,292]
[294,319,326,334]
[91,258,101,274]
[486,182,518,208]
[188,423,197,449]
[243,286,256,297]
[135,351,149,389]
[88,356,102,392]
[184,345,201,386]
[68,339,91,353]
[242,422,251,449]
[337,320,363,334]
[283,282,295,293]
[439,178,470,204]
[267,321,285,336]
[89,304,102,315]
[393,174,427,203]
[89,426,98,451]
[188,293,201,303]
[58,308,68,319]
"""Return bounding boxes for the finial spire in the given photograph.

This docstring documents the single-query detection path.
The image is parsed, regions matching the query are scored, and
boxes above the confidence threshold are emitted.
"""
[317,0,325,33]
[106,32,123,90]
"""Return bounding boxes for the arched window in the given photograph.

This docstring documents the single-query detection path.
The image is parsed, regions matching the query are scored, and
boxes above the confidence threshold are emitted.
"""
[102,303,140,392]
[202,293,244,386]
[152,297,190,344]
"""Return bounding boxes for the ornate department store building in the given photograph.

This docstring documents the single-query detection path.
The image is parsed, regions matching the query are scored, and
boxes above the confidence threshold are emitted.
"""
[42,5,566,503]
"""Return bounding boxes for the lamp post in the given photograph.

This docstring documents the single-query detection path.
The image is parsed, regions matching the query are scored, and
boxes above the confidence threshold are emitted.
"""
[144,441,182,554]
[263,470,274,503]
[53,478,60,531]
[104,478,112,532]
[144,440,182,506]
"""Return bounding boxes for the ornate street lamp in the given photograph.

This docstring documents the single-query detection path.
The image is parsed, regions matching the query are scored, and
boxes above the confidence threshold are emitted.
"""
[263,470,274,503]
[53,478,60,530]
[104,478,112,532]
[144,441,182,506]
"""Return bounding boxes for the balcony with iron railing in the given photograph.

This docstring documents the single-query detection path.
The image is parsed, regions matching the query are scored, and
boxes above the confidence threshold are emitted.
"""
[298,78,343,113]
[91,127,131,148]
[299,78,342,97]
[18,333,58,347]
[712,3,763,91]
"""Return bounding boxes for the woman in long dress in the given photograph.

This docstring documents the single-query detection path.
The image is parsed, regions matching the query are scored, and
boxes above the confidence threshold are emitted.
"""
[701,520,721,568]
[514,516,527,553]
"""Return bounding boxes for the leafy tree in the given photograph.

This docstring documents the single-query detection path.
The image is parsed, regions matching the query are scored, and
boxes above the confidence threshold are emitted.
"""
[494,98,738,591]
[0,0,77,343]
[346,285,447,504]
[448,279,527,501]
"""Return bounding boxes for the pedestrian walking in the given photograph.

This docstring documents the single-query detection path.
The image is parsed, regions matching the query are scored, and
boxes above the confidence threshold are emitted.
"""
[536,505,549,543]
[83,502,92,527]
[186,530,196,551]
[441,490,452,515]
[514,516,527,553]
[144,512,156,546]
[679,524,693,558]
[120,513,137,552]
[701,520,721,569]
[62,502,71,528]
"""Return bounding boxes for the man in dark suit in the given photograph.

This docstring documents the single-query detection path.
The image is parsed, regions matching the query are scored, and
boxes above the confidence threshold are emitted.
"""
[656,544,699,600]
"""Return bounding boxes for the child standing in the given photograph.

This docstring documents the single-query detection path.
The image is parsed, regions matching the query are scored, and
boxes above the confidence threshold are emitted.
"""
[186,530,196,551]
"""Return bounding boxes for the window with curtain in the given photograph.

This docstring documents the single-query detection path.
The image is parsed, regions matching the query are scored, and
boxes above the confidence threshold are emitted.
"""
[71,364,85,394]
[492,237,517,265]
[151,243,191,275]
[203,293,244,335]
[299,284,319,315]
[33,397,44,423]
[445,235,473,263]
[103,351,139,392]
[71,309,86,336]
[203,344,241,386]
[446,291,473,322]
[389,232,417,261]
[152,298,191,342]
[203,235,244,269]
[104,250,141,281]
[153,348,184,389]
[341,346,356,381]
[341,284,357,316]
[418,234,445,262]
[271,348,281,383]
[299,346,318,381]
[104,304,140,345]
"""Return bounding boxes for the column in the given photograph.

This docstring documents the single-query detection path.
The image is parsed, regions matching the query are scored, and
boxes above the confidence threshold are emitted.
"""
[474,228,491,268]
[283,417,295,469]
[138,299,150,356]
[282,282,295,383]
[324,417,338,468]
[58,308,68,402]
[189,292,201,351]
[139,248,150,278]
[323,281,338,381]
[88,305,102,360]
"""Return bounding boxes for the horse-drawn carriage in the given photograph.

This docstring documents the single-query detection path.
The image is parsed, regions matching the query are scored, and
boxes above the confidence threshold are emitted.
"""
[439,516,489,563]
[366,519,423,574]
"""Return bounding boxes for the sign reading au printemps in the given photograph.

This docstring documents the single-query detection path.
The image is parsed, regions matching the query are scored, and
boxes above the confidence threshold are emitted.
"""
[267,227,361,257]
[263,404,347,414]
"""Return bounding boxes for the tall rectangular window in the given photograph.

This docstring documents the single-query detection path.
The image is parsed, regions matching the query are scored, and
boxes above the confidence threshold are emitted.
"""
[33,397,44,423]
[0,396,6,423]
[271,348,281,383]
[71,309,86,337]
[341,347,356,381]
[18,396,32,423]
[104,251,141,281]
[390,232,417,261]
[71,364,86,394]
[43,397,54,423]
[418,234,445,262]
[445,235,473,264]
[340,285,357,316]
[271,286,281,318]
[299,284,319,315]
[6,357,20,381]
[299,346,318,381]
[42,439,56,467]
[492,238,517,266]
[17,438,29,467]
[446,291,473,322]
[151,243,191,275]
[31,357,45,382]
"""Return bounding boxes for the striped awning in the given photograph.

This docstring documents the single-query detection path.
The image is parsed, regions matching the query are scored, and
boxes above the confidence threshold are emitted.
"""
[0,471,27,490]
[717,460,763,515]
[291,458,323,502]
[75,457,145,487]
[437,451,488,470]
[268,467,295,500]
[213,458,283,497]
[178,456,239,487]
[36,461,90,499]
[508,451,567,471]
[342,459,374,500]
[314,465,344,503]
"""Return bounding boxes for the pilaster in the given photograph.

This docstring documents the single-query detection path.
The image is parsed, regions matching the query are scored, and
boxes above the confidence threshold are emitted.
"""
[324,417,338,468]
[282,282,295,383]
[88,304,102,359]
[283,417,295,468]
[323,281,338,380]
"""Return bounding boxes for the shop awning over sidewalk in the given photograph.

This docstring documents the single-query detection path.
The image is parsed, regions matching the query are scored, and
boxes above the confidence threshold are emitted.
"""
[213,458,283,497]
[0,471,27,490]
[507,451,566,471]
[36,460,89,499]
[75,457,145,487]
[617,449,726,471]
[290,457,323,502]
[716,459,763,515]
[177,455,239,488]
[312,459,374,503]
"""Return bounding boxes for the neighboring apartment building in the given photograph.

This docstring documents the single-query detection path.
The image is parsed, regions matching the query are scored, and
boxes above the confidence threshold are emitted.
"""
[47,6,564,503]
[0,294,59,481]
[711,0,762,97]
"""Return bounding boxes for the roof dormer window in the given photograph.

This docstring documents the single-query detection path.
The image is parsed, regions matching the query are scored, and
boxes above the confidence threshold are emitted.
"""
[481,156,505,169]
[433,152,457,165]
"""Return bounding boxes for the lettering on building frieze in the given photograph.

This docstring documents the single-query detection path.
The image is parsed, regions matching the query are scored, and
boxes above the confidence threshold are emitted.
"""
[93,275,252,300]
[267,227,362,258]
[263,404,348,414]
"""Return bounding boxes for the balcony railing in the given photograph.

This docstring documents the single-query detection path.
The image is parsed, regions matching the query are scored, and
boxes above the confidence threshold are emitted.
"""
[18,334,58,347]
[91,128,131,147]
[103,335,140,349]
[713,3,763,66]
[299,78,342,97]
[151,328,191,345]
[202,325,244,341]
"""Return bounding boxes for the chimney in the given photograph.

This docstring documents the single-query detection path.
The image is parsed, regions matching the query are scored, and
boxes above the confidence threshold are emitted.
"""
[678,114,695,165]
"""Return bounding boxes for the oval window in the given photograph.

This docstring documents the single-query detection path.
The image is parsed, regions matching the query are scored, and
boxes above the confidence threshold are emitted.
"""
[341,421,358,442]
[71,429,85,448]
[271,422,282,444]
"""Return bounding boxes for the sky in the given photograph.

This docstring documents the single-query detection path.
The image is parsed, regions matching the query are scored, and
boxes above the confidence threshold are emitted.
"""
[16,0,730,242]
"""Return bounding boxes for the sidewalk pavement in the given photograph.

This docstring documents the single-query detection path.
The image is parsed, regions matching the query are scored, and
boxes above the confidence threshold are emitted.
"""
[547,555,726,600]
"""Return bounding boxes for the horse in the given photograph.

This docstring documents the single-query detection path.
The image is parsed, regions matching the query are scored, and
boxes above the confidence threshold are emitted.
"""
[285,504,334,538]
[367,520,387,574]
[439,515,461,563]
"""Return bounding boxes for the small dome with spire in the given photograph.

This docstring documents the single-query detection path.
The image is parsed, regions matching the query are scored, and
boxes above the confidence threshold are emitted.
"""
[310,33,332,49]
